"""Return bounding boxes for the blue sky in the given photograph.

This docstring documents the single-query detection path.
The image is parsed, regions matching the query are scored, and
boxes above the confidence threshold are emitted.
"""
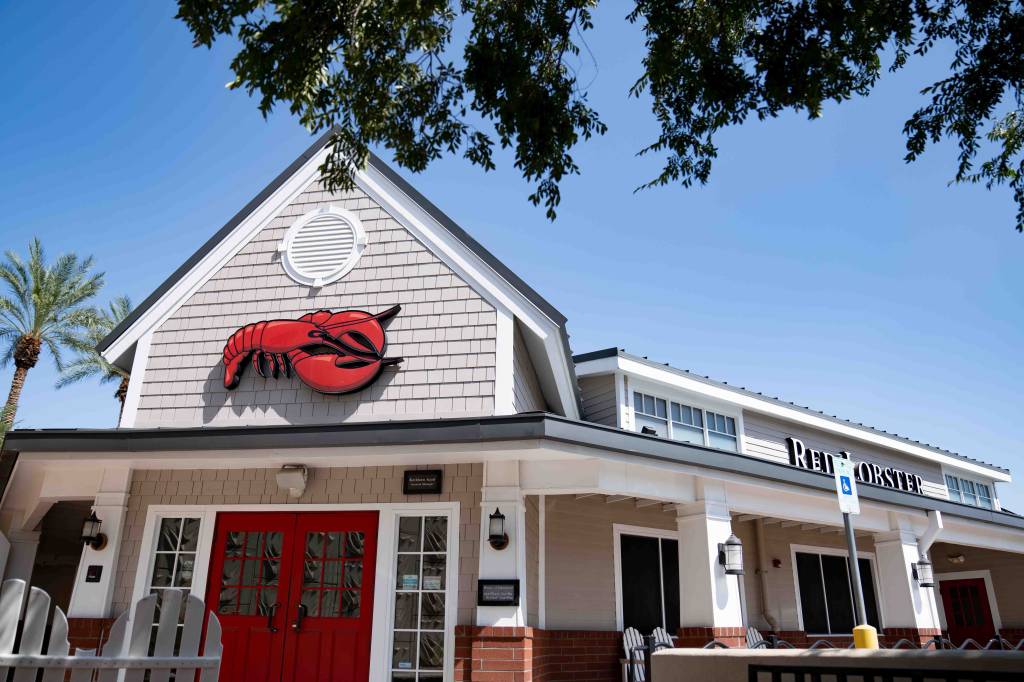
[1,3,1021,510]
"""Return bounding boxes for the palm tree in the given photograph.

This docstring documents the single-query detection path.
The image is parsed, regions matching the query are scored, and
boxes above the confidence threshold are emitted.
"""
[57,296,133,410]
[0,238,104,432]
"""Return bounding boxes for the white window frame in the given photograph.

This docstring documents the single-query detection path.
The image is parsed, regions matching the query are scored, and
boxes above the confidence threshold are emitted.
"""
[131,502,460,682]
[612,523,679,631]
[942,469,997,510]
[789,543,883,636]
[933,569,1003,632]
[628,379,745,454]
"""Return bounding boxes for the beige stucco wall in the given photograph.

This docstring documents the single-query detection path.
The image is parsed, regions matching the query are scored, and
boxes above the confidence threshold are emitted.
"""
[112,463,482,625]
[931,541,1024,628]
[543,495,677,630]
[135,179,497,428]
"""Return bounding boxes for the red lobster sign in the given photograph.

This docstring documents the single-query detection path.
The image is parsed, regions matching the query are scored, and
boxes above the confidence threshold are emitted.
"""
[222,306,401,394]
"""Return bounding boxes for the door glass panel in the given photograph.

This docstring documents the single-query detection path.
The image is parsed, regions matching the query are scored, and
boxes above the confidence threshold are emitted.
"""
[392,632,417,670]
[398,518,422,552]
[158,518,181,551]
[419,632,444,669]
[217,530,282,616]
[423,518,447,552]
[395,593,419,629]
[396,555,421,590]
[302,530,363,618]
[422,555,446,591]
[420,593,445,630]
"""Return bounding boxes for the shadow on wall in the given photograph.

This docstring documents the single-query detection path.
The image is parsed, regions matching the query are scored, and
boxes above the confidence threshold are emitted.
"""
[200,360,400,425]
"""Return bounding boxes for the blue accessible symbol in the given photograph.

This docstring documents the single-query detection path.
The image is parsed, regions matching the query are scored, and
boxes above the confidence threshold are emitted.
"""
[841,476,852,495]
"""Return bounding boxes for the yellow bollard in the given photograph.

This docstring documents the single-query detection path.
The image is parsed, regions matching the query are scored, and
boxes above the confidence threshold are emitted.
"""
[853,624,879,649]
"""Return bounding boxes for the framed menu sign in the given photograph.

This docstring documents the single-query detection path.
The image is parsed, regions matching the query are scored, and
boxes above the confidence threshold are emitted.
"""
[477,579,520,606]
[403,469,443,495]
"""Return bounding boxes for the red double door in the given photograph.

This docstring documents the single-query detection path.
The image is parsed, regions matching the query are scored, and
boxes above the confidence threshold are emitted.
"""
[206,512,378,682]
[939,577,996,645]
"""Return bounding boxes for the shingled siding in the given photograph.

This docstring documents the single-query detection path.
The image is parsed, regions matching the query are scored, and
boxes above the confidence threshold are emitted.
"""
[134,180,497,427]
[512,324,545,413]
[112,464,483,625]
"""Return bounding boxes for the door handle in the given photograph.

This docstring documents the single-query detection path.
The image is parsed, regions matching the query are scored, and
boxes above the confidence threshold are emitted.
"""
[267,602,280,633]
[292,603,308,632]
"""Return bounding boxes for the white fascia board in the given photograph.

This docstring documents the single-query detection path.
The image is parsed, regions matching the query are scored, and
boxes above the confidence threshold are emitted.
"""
[586,355,1010,482]
[99,147,578,419]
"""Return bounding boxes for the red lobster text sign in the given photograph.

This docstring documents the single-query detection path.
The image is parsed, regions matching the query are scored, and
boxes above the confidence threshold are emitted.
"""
[222,306,402,394]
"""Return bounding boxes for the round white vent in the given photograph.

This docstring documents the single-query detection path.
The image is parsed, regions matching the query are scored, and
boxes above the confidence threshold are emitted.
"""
[278,206,367,286]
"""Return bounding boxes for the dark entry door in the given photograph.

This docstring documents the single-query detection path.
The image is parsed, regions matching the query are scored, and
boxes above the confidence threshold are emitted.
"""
[939,577,996,645]
[207,511,378,682]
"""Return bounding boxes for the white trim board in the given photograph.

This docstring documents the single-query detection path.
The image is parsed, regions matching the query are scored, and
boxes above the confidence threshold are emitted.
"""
[933,569,1003,631]
[130,502,460,682]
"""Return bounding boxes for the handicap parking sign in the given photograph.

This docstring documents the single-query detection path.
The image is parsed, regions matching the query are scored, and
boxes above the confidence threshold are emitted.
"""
[833,459,860,515]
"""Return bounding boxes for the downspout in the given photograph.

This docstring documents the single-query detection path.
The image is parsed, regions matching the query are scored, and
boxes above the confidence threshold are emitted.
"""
[753,519,779,631]
[919,510,943,557]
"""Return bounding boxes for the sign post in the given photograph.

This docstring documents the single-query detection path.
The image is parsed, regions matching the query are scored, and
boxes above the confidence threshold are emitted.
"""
[833,457,878,649]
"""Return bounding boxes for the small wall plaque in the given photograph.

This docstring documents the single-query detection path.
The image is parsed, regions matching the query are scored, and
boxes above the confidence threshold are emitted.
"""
[403,469,443,495]
[477,579,520,606]
[85,565,103,583]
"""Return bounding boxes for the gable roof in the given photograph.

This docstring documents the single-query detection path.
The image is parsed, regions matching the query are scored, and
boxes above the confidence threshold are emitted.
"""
[575,347,1011,478]
[98,129,581,416]
[99,130,567,346]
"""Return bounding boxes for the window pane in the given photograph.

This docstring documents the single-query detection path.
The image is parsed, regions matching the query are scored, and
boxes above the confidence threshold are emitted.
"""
[708,431,738,452]
[633,392,643,412]
[795,553,829,634]
[655,398,667,418]
[398,517,422,552]
[620,535,663,632]
[857,558,881,629]
[693,409,703,428]
[157,518,181,552]
[671,403,681,422]
[423,517,447,552]
[635,414,667,437]
[946,475,962,503]
[962,480,978,506]
[670,423,703,446]
[821,555,854,634]
[644,395,655,414]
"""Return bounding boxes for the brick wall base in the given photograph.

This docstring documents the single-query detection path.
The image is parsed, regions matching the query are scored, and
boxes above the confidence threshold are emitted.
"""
[772,628,941,648]
[455,627,621,682]
[67,617,116,653]
[676,627,745,648]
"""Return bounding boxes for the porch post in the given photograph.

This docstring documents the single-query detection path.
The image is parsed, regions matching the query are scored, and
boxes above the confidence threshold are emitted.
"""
[5,529,40,583]
[68,467,131,619]
[476,460,526,626]
[675,481,745,647]
[872,529,942,644]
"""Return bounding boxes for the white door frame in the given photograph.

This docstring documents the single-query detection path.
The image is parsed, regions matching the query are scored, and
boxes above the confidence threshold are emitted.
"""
[933,569,1002,631]
[130,502,460,682]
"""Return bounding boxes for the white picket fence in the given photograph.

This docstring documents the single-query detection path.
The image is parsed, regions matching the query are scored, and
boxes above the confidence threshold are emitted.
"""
[0,579,222,681]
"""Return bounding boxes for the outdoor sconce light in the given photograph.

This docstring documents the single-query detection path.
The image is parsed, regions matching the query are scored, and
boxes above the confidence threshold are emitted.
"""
[488,508,509,550]
[947,553,966,565]
[276,464,308,498]
[718,533,744,575]
[81,511,107,551]
[912,558,936,588]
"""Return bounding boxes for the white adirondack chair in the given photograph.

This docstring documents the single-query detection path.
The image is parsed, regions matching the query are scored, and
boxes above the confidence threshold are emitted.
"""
[622,626,646,682]
[0,579,222,681]
[652,626,674,649]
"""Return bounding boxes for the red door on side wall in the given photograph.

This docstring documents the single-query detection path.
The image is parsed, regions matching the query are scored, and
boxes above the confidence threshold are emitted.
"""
[939,577,996,645]
[207,512,378,682]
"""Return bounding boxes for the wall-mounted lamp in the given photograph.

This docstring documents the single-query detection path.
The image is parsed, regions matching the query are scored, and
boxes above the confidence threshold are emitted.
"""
[718,533,744,575]
[81,511,107,551]
[276,464,308,498]
[488,508,509,550]
[911,558,935,588]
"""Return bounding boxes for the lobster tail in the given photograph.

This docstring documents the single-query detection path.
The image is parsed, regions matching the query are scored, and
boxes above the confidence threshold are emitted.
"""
[222,321,265,389]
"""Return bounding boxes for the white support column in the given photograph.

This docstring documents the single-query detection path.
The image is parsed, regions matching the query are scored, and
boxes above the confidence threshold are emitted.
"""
[476,461,527,626]
[68,467,131,618]
[676,482,743,633]
[5,529,40,584]
[873,530,941,632]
